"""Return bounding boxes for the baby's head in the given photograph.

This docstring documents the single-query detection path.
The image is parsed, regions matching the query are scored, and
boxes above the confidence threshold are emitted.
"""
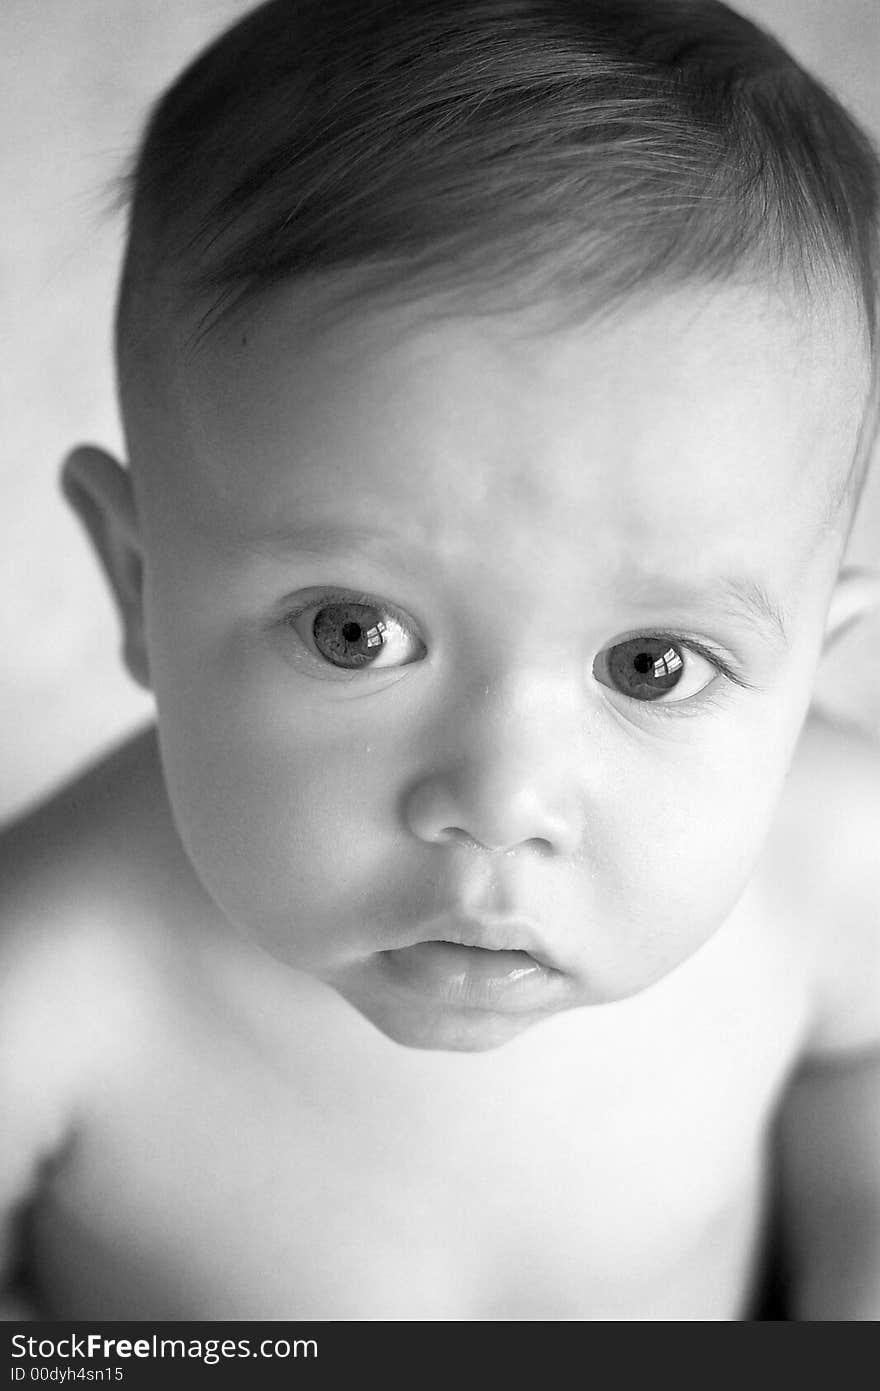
[68,0,880,1050]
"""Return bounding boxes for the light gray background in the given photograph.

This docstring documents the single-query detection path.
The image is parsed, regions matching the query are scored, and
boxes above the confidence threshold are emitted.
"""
[2,0,880,822]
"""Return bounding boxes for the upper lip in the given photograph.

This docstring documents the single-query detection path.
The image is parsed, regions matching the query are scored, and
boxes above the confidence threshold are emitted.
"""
[410,914,559,972]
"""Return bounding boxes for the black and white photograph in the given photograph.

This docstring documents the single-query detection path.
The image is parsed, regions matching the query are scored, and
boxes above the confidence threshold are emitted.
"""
[2,0,880,1344]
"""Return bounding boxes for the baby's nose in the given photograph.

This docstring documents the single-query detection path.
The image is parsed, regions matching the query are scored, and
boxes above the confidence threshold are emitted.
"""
[401,683,584,857]
[403,771,581,856]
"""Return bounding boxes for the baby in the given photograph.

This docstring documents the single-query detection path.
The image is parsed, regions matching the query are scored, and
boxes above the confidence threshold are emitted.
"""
[2,0,880,1322]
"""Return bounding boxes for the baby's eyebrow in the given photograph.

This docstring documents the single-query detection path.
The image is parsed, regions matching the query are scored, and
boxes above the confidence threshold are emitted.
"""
[627,575,790,649]
[250,520,426,562]
[716,579,790,647]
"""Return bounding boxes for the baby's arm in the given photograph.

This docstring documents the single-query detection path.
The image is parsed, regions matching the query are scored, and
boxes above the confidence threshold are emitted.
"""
[0,851,89,1317]
[0,739,170,1319]
[777,1049,880,1319]
[0,961,60,1316]
[775,740,880,1319]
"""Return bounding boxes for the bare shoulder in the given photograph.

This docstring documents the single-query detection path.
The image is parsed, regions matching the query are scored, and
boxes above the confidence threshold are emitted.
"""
[766,710,880,1061]
[2,726,182,924]
[0,725,217,1044]
[6,715,214,904]
[0,729,210,1270]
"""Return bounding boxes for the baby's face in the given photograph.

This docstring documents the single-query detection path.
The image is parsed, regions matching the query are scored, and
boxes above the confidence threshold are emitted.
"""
[131,279,864,1049]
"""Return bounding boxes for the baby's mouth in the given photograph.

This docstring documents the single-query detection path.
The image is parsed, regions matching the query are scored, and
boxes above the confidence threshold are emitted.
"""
[379,938,567,1013]
[423,913,558,967]
[378,915,568,1012]
[396,939,544,979]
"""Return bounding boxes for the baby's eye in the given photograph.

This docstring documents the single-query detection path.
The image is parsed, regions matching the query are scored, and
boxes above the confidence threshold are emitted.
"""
[592,635,718,703]
[288,597,425,672]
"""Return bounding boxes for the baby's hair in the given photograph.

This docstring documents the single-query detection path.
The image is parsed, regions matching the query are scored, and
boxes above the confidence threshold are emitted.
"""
[117,0,880,491]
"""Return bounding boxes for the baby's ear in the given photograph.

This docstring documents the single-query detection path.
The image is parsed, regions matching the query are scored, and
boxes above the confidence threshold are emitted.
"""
[61,445,150,689]
[822,565,880,655]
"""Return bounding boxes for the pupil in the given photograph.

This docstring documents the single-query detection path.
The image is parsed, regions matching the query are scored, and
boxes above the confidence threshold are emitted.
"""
[633,652,652,675]
[342,621,362,643]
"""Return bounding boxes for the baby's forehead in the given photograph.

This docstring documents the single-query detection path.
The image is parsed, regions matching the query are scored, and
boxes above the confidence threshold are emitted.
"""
[145,277,866,572]
[192,266,866,390]
[196,271,868,445]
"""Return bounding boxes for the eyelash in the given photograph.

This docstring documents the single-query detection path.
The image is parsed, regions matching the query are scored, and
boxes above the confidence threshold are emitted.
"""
[633,634,750,688]
[285,588,384,621]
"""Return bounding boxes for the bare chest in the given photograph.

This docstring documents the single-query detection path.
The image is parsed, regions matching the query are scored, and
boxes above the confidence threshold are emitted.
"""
[33,906,809,1320]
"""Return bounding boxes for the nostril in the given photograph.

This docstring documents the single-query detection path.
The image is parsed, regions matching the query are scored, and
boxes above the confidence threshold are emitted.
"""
[524,836,555,857]
[438,826,484,850]
[439,828,556,855]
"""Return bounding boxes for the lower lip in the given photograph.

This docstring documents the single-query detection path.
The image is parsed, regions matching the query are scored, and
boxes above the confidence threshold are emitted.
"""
[380,941,566,1012]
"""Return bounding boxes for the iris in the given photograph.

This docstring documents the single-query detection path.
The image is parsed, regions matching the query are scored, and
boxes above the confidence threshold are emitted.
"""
[602,637,685,700]
[312,603,388,668]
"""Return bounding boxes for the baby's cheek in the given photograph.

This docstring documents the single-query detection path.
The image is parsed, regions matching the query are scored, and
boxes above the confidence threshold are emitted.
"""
[160,696,397,932]
[602,732,785,961]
